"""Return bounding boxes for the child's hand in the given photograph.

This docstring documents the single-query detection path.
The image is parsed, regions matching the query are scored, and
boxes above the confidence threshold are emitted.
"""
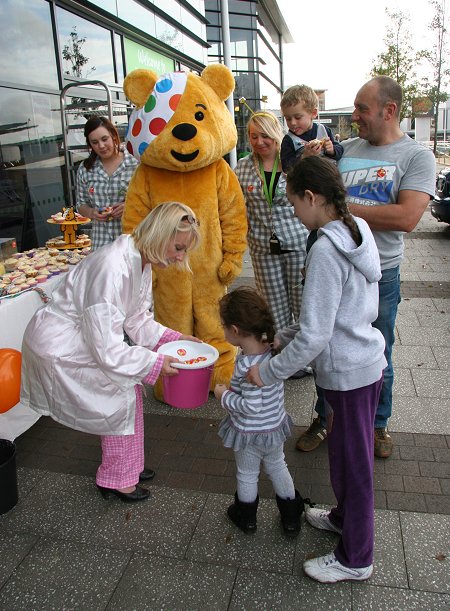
[214,383,227,400]
[303,140,322,157]
[323,138,335,156]
[272,336,282,352]
[246,364,264,387]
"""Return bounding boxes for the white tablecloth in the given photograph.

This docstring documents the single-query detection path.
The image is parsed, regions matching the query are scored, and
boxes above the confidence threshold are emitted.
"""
[0,275,63,440]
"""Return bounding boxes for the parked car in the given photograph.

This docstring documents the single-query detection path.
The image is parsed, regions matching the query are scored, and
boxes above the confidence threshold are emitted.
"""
[430,167,450,224]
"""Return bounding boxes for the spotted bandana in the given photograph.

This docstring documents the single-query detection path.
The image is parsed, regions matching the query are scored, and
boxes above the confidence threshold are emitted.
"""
[126,71,188,162]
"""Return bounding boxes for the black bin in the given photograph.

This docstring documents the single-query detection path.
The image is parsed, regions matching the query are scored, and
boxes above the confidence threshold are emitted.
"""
[0,439,18,514]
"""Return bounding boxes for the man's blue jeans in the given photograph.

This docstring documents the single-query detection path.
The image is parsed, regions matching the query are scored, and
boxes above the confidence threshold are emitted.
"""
[314,266,401,429]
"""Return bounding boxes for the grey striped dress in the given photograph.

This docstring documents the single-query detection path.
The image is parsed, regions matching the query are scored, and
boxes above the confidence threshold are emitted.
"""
[218,349,292,450]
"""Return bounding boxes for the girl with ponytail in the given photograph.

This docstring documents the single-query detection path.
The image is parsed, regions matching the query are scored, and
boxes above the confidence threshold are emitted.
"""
[247,156,387,584]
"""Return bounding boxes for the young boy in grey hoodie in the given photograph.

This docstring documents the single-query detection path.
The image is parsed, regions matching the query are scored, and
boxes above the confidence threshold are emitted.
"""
[247,156,386,584]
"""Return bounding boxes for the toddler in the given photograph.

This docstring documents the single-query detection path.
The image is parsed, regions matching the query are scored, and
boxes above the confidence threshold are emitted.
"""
[280,84,343,172]
[214,286,304,536]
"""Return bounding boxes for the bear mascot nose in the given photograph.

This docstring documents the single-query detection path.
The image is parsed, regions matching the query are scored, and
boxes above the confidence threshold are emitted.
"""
[172,123,197,141]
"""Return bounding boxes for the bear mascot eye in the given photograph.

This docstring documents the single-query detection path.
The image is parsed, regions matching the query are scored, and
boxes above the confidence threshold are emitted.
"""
[195,110,204,121]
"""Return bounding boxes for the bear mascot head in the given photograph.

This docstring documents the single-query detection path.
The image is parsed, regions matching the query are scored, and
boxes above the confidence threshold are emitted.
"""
[122,65,247,397]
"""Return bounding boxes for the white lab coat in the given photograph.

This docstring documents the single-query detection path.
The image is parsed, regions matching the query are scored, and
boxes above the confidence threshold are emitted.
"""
[20,234,169,435]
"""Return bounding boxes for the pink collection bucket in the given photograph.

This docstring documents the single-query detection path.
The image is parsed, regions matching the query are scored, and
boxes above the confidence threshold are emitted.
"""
[157,340,219,409]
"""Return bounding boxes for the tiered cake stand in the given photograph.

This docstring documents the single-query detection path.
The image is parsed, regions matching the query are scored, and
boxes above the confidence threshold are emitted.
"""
[47,217,90,250]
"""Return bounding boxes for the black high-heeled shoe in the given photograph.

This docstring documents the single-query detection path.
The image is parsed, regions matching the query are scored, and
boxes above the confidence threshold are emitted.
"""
[96,484,151,503]
[139,468,156,482]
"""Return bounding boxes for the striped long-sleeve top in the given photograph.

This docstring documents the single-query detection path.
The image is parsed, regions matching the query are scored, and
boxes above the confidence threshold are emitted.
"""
[218,349,291,450]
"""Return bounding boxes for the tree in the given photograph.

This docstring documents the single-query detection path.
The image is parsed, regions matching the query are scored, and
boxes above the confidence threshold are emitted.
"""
[421,0,449,154]
[62,27,95,78]
[370,9,425,120]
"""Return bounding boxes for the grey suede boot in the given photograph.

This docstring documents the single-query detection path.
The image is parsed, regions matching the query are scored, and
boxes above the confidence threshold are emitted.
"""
[227,492,259,534]
[276,490,305,537]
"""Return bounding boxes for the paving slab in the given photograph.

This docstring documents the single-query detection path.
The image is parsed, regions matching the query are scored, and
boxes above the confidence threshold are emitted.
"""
[0,538,130,611]
[186,494,297,574]
[0,472,110,543]
[89,486,207,557]
[351,584,450,611]
[229,569,351,610]
[400,512,450,594]
[107,553,237,611]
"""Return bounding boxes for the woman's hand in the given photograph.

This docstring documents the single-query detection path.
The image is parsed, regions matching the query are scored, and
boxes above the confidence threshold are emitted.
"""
[93,209,111,222]
[161,355,180,376]
[110,202,124,218]
[214,383,227,400]
[179,334,202,343]
[246,364,264,387]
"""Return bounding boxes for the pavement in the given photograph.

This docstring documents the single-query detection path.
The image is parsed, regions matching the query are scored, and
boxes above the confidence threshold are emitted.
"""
[0,206,449,609]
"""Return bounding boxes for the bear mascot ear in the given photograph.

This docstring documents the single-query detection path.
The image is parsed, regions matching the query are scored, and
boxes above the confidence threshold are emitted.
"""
[201,64,235,102]
[123,69,158,108]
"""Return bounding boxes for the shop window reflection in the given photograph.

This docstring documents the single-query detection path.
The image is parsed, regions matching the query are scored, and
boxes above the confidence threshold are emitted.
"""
[0,0,59,89]
[0,88,65,251]
[56,7,116,84]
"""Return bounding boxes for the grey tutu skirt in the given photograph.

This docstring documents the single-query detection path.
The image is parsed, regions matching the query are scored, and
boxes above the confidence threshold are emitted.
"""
[218,414,293,451]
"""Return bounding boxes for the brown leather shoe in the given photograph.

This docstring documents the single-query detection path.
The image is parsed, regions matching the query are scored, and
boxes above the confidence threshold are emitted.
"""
[374,428,393,458]
[296,417,327,452]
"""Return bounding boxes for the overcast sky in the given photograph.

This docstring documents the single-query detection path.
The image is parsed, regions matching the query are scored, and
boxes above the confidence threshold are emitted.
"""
[276,0,437,109]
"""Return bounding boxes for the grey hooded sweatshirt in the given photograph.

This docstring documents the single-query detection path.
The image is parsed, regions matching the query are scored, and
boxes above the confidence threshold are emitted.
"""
[259,216,387,391]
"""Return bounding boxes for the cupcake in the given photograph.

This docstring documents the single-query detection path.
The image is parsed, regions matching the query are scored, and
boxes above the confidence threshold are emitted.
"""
[7,285,22,295]
[4,258,18,272]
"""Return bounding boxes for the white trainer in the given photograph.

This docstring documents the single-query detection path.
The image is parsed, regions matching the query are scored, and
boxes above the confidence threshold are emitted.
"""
[305,507,342,534]
[303,552,373,583]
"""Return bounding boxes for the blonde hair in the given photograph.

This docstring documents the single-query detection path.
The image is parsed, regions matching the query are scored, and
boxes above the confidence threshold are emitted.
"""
[281,85,318,113]
[247,111,284,148]
[132,202,201,271]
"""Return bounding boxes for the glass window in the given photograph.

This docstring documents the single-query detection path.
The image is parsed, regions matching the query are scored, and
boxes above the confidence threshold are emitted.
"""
[180,5,206,40]
[229,14,254,28]
[185,0,206,14]
[259,76,282,109]
[0,0,59,89]
[182,35,207,64]
[257,35,281,90]
[158,0,181,22]
[117,0,156,38]
[88,0,118,15]
[0,87,66,250]
[57,7,116,84]
[155,15,182,51]
[114,33,125,84]
[231,28,256,57]
[229,1,253,15]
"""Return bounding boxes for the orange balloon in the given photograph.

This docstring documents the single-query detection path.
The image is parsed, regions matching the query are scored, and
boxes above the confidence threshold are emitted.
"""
[0,349,22,413]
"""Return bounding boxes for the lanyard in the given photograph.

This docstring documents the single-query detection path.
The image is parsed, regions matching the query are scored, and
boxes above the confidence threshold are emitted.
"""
[259,155,279,209]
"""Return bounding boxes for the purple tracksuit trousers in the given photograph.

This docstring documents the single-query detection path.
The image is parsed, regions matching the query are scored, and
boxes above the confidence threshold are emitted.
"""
[322,376,383,568]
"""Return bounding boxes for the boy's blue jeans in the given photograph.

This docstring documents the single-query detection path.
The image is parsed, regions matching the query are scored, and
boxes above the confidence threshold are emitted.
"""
[314,266,401,430]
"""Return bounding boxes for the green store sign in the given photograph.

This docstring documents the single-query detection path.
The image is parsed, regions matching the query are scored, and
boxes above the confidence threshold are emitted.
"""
[124,39,175,75]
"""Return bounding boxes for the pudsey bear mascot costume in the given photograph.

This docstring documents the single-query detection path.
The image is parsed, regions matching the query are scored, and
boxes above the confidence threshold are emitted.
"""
[122,65,247,395]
